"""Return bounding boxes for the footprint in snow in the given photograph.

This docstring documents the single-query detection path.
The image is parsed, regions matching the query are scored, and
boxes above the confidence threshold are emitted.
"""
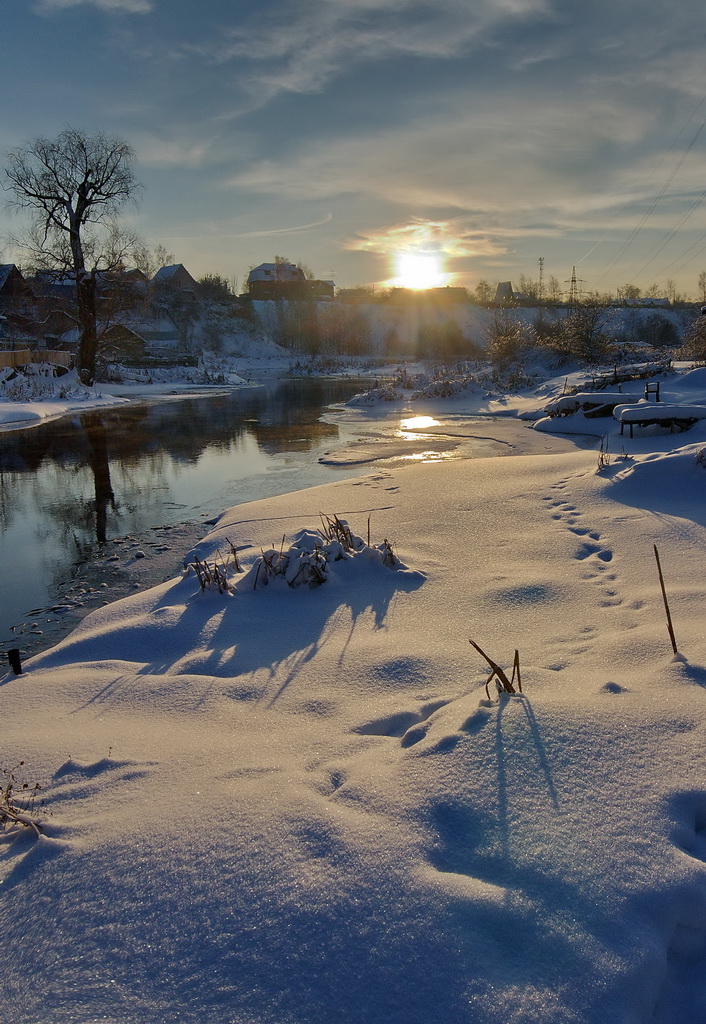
[354,698,451,744]
[575,542,602,560]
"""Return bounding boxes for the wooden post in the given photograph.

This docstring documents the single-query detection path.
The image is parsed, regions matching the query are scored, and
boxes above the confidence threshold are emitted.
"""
[653,544,678,656]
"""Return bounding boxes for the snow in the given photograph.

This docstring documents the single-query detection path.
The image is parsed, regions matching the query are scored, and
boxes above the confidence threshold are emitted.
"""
[0,385,129,428]
[614,403,706,422]
[3,360,706,1023]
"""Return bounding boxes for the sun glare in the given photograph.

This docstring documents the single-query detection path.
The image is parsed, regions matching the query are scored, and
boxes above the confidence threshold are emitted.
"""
[395,252,444,290]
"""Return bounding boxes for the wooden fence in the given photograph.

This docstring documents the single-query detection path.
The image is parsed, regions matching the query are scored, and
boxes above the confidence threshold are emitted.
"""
[0,349,72,369]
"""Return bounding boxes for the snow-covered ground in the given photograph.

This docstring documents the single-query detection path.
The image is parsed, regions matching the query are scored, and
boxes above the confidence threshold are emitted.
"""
[3,360,706,1023]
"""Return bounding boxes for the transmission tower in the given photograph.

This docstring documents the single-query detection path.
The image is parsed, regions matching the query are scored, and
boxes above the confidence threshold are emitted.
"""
[565,266,584,309]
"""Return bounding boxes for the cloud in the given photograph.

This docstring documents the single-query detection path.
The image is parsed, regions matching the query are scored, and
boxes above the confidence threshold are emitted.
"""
[236,215,334,239]
[226,86,651,219]
[349,219,506,259]
[133,135,215,169]
[36,0,152,12]
[196,0,554,100]
[132,129,255,170]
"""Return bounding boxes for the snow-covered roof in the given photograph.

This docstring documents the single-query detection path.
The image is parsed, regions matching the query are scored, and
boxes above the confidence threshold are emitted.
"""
[152,265,184,283]
[248,262,305,283]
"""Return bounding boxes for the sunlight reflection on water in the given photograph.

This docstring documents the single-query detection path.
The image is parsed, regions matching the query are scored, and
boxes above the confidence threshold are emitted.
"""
[401,451,456,463]
[398,415,440,432]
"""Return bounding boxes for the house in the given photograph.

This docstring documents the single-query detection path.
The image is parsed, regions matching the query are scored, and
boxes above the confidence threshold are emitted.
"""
[98,268,149,304]
[0,264,33,303]
[494,282,516,304]
[30,268,149,306]
[151,264,200,302]
[247,263,334,301]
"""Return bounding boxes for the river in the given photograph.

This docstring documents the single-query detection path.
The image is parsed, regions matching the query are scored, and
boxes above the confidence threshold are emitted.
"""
[0,375,589,664]
[0,377,381,659]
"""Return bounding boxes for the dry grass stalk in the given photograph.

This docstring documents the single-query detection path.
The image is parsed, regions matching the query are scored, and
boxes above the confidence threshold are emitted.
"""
[1,762,45,835]
[379,539,397,568]
[511,649,522,693]
[223,537,243,573]
[319,513,356,552]
[190,556,232,594]
[469,639,522,699]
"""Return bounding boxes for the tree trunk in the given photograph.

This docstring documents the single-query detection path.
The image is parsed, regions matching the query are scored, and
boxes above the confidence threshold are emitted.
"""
[76,272,98,386]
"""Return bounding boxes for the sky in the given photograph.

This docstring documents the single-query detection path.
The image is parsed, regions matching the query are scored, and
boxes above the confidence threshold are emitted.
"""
[3,0,706,297]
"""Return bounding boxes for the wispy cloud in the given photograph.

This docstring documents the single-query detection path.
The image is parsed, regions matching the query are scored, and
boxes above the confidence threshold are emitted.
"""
[226,86,649,217]
[195,0,553,99]
[237,215,334,238]
[350,219,507,259]
[36,0,152,12]
[132,130,252,170]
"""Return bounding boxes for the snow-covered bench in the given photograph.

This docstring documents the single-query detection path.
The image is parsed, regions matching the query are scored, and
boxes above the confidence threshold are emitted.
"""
[613,403,706,438]
[546,391,632,418]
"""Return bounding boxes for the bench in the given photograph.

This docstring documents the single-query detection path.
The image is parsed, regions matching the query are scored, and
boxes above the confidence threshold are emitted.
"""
[613,403,706,438]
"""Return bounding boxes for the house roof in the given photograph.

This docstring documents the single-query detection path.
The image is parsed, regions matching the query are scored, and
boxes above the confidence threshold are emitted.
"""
[0,264,28,291]
[248,263,306,283]
[152,264,183,282]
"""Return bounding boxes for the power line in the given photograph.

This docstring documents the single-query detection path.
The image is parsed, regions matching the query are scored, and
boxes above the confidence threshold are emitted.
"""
[623,187,706,282]
[655,233,706,280]
[574,95,706,272]
[594,121,705,284]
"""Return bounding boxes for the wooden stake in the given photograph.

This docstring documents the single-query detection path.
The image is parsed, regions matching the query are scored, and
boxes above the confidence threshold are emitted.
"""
[653,544,678,656]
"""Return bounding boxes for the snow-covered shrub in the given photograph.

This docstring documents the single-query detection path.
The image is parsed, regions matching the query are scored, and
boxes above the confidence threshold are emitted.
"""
[238,518,405,591]
[347,385,404,405]
[411,377,469,399]
[0,369,91,402]
[392,369,420,389]
[696,448,706,468]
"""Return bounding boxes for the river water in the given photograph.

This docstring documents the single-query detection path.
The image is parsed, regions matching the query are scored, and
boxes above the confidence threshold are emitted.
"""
[0,377,381,658]
[0,376,588,663]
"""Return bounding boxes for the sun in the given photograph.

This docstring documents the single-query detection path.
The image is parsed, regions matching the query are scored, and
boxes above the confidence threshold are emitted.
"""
[394,252,445,290]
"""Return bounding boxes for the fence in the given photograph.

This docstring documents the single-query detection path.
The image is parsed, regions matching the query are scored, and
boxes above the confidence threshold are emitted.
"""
[0,349,73,369]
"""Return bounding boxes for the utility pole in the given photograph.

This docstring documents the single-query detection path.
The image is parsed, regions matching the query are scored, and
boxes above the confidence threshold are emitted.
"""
[538,256,544,302]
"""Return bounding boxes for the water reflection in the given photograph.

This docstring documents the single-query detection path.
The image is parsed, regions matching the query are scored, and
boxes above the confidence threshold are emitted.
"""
[399,415,440,432]
[0,377,369,644]
[84,413,116,544]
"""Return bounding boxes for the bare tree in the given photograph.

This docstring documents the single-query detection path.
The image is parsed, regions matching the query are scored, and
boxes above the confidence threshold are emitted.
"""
[133,242,175,280]
[698,271,706,305]
[665,278,688,304]
[546,275,563,303]
[617,283,641,302]
[518,275,539,302]
[473,279,494,304]
[4,127,140,385]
